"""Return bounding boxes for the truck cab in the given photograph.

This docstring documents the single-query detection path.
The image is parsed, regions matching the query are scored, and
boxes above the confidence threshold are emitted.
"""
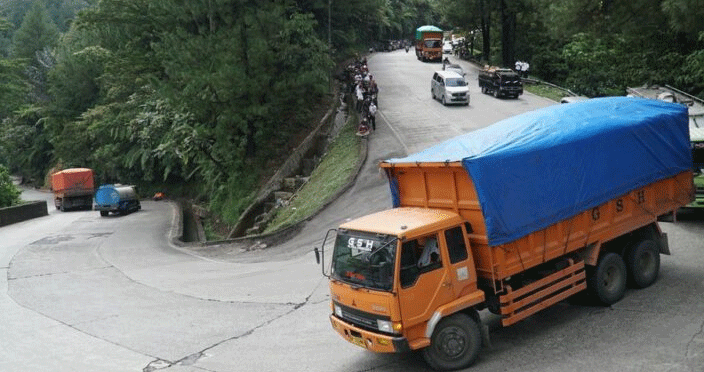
[318,207,485,369]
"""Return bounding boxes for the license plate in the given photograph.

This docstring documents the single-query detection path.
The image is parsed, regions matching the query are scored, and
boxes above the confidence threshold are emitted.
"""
[350,335,367,348]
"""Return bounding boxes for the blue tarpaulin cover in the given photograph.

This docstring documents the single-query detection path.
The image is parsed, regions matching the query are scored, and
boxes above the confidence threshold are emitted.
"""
[384,97,691,246]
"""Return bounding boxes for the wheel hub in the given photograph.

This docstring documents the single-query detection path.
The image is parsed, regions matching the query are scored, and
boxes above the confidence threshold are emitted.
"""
[439,327,466,358]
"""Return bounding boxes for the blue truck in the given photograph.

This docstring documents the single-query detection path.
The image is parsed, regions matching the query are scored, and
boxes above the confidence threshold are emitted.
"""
[94,184,141,216]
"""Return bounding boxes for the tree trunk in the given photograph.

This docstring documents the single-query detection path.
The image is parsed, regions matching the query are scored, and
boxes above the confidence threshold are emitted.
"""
[479,0,491,62]
[500,0,516,67]
[239,15,257,158]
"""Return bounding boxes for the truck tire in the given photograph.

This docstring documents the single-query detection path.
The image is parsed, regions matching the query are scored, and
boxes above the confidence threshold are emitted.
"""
[626,239,660,288]
[432,88,435,99]
[100,211,109,217]
[422,312,481,371]
[481,86,486,94]
[442,95,447,105]
[588,252,627,305]
[493,89,499,98]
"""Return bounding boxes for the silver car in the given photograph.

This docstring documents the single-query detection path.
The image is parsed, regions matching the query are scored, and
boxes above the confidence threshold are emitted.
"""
[431,70,470,106]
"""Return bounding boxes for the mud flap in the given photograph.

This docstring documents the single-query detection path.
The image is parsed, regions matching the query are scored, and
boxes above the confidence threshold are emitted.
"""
[658,233,671,255]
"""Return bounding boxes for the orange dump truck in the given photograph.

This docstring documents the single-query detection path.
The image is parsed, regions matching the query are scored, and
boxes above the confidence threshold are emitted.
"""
[415,25,443,62]
[314,97,694,370]
[51,168,95,211]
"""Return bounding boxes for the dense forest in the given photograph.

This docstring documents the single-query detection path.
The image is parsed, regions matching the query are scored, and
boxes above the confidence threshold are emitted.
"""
[1,0,702,220]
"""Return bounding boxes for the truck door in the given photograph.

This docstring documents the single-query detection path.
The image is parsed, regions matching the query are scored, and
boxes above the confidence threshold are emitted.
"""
[398,233,454,328]
[440,225,478,297]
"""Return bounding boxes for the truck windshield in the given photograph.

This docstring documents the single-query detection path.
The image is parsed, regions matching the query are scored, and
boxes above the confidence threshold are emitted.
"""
[424,40,441,48]
[331,230,397,291]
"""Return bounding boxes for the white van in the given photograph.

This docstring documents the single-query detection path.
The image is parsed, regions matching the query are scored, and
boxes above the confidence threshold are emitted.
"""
[431,70,469,106]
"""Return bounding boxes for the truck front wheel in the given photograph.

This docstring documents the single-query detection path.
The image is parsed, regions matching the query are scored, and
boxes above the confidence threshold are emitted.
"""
[626,239,660,288]
[422,312,481,371]
[588,252,627,305]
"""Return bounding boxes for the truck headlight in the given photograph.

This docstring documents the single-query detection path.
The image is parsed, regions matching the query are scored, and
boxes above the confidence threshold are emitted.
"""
[377,320,403,334]
[334,304,343,318]
[377,320,393,333]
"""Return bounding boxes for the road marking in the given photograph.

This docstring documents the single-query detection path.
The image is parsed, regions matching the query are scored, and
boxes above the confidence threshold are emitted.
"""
[378,110,409,155]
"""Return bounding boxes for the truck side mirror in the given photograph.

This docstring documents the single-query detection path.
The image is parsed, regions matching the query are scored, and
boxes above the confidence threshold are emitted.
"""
[314,247,321,264]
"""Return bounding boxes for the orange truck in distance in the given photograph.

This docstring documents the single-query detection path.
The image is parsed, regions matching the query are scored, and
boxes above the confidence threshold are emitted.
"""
[51,168,95,211]
[415,25,443,62]
[314,97,694,370]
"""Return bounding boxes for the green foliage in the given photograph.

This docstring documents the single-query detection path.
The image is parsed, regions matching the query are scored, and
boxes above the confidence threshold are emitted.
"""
[0,55,29,120]
[0,164,21,208]
[0,105,53,182]
[11,1,60,61]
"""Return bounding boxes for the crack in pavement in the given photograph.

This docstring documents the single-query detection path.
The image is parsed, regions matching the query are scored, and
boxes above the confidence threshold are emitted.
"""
[152,276,328,371]
[686,318,704,358]
[7,265,113,280]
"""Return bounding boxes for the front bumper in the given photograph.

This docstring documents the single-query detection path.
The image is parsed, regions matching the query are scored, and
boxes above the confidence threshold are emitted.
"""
[94,204,118,212]
[449,93,469,104]
[330,315,409,353]
[500,86,523,95]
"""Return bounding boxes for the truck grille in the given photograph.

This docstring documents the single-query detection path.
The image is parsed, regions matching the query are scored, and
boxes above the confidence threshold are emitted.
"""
[334,302,390,333]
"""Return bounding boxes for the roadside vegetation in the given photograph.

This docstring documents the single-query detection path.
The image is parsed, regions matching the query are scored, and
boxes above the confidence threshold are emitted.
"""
[264,114,361,234]
[0,165,21,208]
[524,83,570,103]
[0,0,702,233]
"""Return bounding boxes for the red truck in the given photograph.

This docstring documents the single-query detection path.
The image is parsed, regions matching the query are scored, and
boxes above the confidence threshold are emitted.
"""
[415,25,443,62]
[51,168,95,211]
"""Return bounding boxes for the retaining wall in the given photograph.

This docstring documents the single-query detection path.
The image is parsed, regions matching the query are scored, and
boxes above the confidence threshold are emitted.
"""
[0,201,48,227]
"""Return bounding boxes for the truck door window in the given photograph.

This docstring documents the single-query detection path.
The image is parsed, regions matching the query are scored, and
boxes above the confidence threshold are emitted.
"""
[400,240,420,288]
[444,226,468,264]
[400,235,444,288]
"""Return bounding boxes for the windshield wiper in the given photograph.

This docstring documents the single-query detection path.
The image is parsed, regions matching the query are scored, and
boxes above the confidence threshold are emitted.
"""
[368,238,398,261]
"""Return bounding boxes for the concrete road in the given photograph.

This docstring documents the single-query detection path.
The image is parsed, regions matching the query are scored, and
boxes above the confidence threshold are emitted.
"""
[2,50,703,372]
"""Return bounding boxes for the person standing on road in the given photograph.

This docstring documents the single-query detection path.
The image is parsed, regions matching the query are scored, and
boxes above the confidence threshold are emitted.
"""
[355,83,364,112]
[369,78,379,106]
[368,101,377,131]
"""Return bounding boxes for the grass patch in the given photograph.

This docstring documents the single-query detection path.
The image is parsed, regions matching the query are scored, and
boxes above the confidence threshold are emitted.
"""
[524,83,569,102]
[263,115,361,233]
[203,218,228,241]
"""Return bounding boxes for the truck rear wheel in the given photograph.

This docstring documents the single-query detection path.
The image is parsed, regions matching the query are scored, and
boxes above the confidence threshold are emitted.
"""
[588,252,627,305]
[626,239,660,288]
[422,312,481,371]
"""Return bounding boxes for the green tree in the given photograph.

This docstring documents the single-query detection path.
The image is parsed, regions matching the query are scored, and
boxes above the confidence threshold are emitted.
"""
[0,164,21,208]
[11,1,60,62]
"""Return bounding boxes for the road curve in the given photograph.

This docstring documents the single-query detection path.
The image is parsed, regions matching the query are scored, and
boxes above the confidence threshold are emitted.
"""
[2,50,703,372]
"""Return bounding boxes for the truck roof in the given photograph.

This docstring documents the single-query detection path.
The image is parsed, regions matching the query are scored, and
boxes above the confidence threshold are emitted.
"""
[339,207,463,238]
[383,97,691,246]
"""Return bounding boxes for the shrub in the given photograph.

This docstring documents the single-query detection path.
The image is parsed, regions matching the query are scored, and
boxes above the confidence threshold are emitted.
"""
[0,164,21,208]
